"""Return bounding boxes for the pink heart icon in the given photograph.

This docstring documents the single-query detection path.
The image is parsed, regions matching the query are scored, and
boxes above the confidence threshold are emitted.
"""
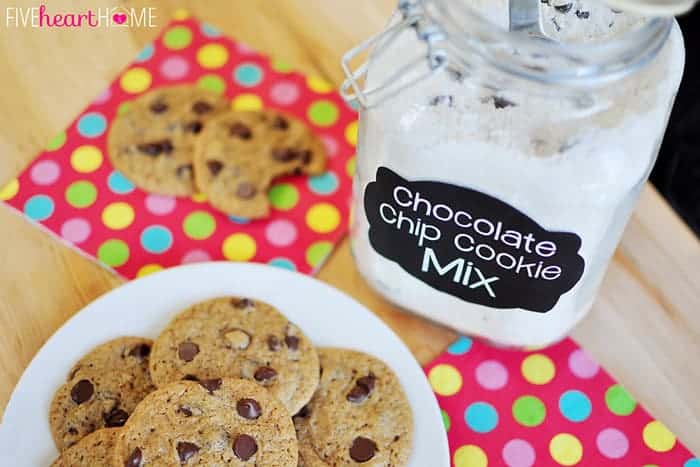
[112,13,127,25]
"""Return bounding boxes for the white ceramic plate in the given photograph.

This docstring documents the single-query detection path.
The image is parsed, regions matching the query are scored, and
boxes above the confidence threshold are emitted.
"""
[0,262,449,466]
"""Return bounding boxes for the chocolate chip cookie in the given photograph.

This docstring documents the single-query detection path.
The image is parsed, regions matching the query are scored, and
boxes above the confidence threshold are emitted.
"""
[51,428,119,467]
[112,378,298,465]
[49,337,155,450]
[193,109,326,218]
[149,296,320,415]
[294,348,413,466]
[107,84,228,196]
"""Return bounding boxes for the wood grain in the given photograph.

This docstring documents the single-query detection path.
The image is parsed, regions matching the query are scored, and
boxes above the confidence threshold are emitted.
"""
[0,0,698,453]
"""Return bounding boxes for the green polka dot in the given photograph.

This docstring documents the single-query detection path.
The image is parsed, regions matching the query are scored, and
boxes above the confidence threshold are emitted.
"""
[643,465,659,467]
[268,183,299,210]
[163,25,192,50]
[270,58,293,73]
[605,384,636,416]
[98,239,130,267]
[308,100,339,127]
[183,211,216,240]
[346,157,356,177]
[117,101,132,116]
[441,410,451,432]
[197,75,226,94]
[306,241,333,268]
[46,131,66,151]
[65,181,97,208]
[512,395,546,427]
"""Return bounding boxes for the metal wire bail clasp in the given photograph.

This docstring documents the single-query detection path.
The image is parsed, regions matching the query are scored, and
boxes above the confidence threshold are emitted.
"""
[340,0,448,108]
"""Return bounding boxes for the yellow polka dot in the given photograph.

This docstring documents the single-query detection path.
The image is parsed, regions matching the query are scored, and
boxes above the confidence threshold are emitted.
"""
[137,264,163,277]
[306,203,341,234]
[102,202,135,230]
[643,420,676,452]
[521,353,556,385]
[70,145,103,173]
[345,121,358,146]
[191,192,208,203]
[120,67,152,94]
[307,76,334,93]
[549,433,583,466]
[172,8,190,20]
[428,364,463,396]
[231,94,263,111]
[0,178,19,201]
[454,445,488,467]
[197,44,229,69]
[222,233,257,261]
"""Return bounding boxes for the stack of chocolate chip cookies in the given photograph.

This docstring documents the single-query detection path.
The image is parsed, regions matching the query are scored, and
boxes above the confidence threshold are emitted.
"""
[107,85,327,219]
[49,297,413,466]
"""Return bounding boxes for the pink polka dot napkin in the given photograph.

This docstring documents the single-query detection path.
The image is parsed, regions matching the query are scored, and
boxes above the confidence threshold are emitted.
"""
[2,11,697,467]
[427,336,698,466]
[0,14,356,279]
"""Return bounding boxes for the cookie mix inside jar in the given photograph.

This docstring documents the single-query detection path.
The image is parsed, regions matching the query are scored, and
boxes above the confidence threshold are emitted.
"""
[341,0,685,346]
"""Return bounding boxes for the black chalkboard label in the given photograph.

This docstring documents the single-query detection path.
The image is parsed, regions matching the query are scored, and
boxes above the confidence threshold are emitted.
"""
[364,167,585,313]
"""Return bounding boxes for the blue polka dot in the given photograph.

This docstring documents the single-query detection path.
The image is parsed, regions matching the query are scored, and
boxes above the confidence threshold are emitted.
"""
[308,171,339,195]
[269,257,297,271]
[200,22,221,37]
[464,402,498,433]
[685,459,700,467]
[140,225,173,254]
[234,63,264,87]
[228,215,250,225]
[448,336,472,355]
[77,112,107,138]
[136,43,154,62]
[558,390,592,422]
[24,195,54,221]
[107,171,135,194]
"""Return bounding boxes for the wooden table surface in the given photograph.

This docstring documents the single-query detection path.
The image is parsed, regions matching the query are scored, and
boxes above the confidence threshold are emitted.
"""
[0,0,698,454]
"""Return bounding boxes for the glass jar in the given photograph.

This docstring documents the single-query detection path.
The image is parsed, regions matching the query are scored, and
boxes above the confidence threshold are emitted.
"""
[342,0,685,347]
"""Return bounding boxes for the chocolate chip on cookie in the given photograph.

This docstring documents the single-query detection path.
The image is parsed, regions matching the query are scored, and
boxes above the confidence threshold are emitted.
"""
[267,335,281,351]
[177,441,200,463]
[178,342,199,362]
[350,437,378,462]
[70,380,94,404]
[137,139,173,157]
[230,122,253,139]
[103,408,129,428]
[184,121,203,134]
[199,378,222,393]
[128,343,151,359]
[125,447,142,467]
[206,160,223,176]
[192,101,213,114]
[254,366,277,383]
[233,434,258,460]
[237,398,262,419]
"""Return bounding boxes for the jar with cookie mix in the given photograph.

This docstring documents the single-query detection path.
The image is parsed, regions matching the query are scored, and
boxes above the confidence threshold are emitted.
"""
[340,0,686,346]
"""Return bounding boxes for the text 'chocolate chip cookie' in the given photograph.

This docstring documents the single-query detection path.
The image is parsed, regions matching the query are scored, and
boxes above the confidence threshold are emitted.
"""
[294,348,413,466]
[149,296,320,415]
[193,109,327,218]
[48,337,156,451]
[107,84,228,196]
[111,378,298,466]
[50,428,119,467]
